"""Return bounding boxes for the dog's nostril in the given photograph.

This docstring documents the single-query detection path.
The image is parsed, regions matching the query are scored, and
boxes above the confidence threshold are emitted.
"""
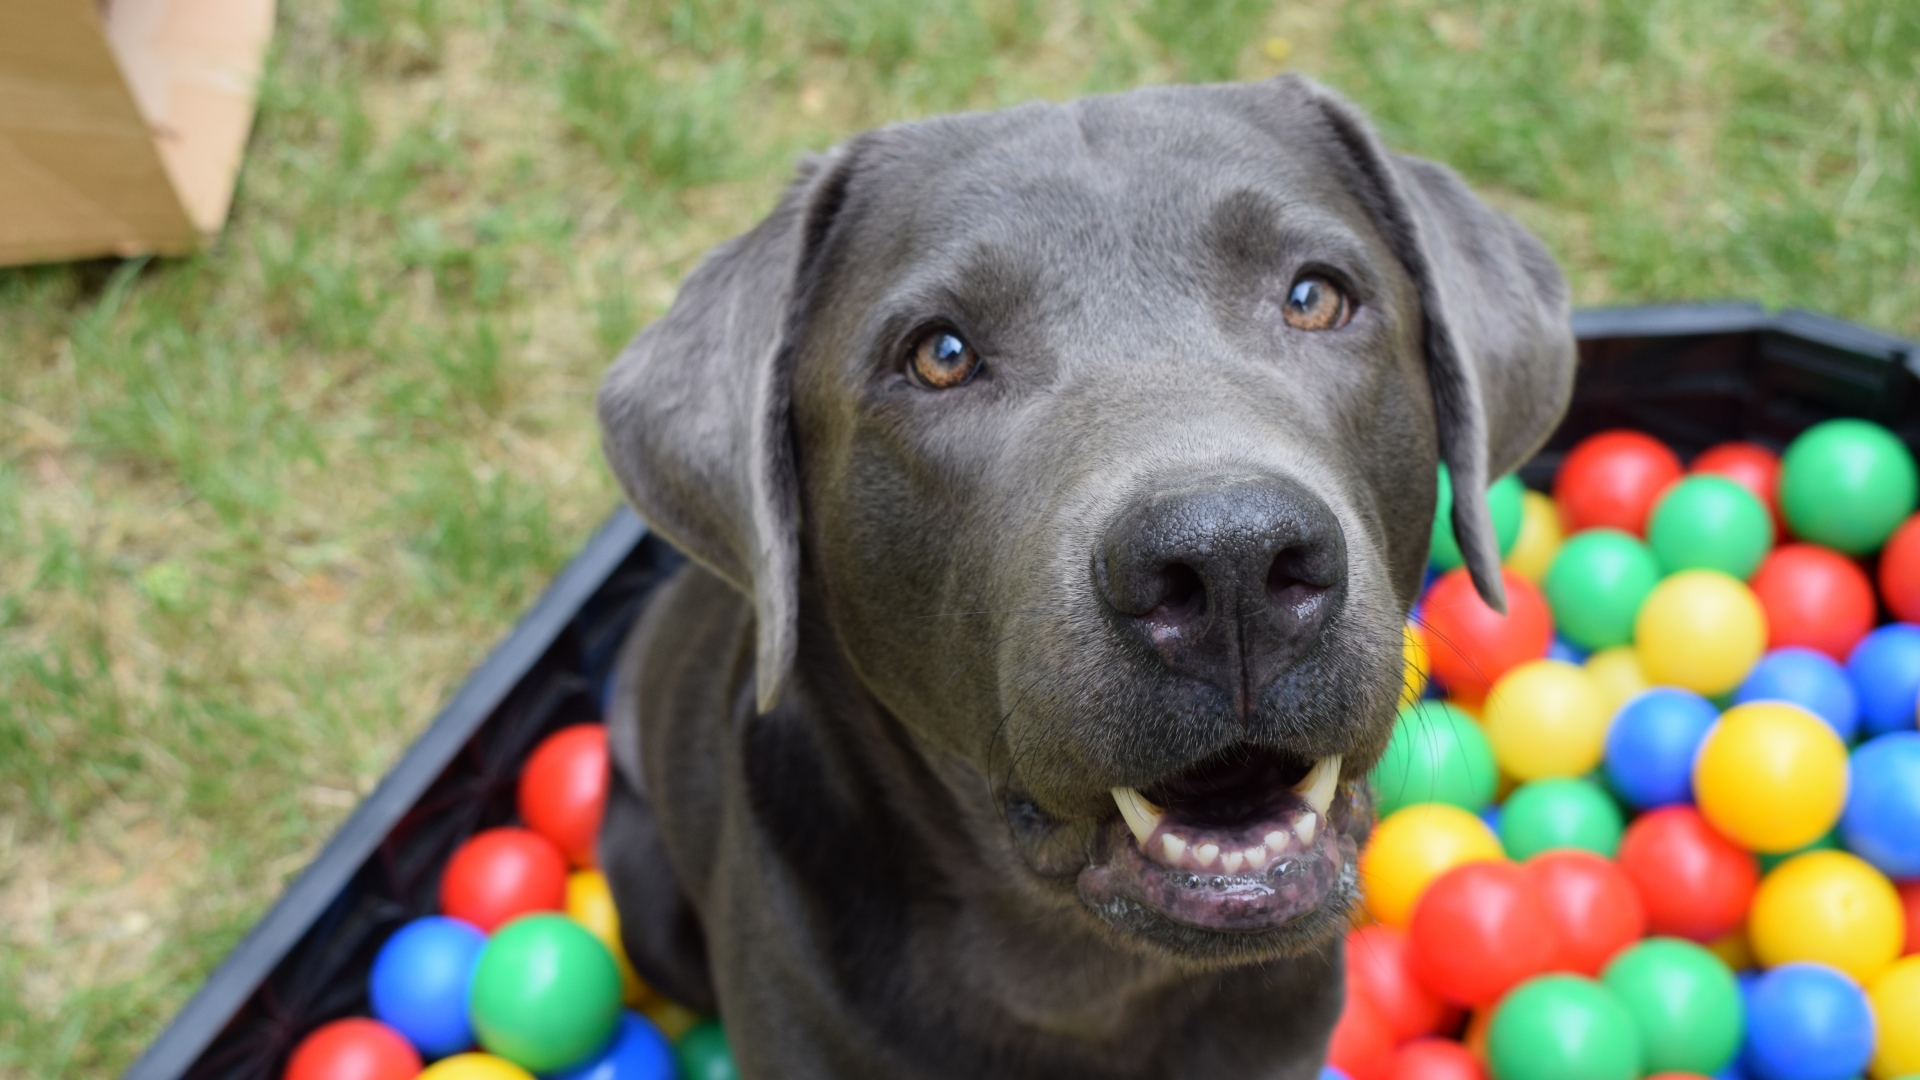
[1266,548,1330,611]
[1145,562,1206,627]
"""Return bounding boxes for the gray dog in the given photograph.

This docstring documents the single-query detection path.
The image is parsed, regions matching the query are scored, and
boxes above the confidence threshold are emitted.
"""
[595,74,1574,1079]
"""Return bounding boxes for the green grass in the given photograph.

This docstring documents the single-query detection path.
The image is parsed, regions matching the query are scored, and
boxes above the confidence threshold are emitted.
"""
[0,0,1914,1074]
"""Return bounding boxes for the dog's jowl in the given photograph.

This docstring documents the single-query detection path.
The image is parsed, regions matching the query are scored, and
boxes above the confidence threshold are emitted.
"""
[595,75,1574,1079]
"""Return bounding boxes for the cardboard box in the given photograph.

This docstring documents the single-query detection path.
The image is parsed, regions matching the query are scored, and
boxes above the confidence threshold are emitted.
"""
[0,0,275,267]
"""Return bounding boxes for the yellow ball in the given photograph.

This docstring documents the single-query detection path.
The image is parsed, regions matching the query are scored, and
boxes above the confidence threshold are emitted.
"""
[1402,623,1431,707]
[1584,646,1649,720]
[1750,850,1904,984]
[420,1054,536,1080]
[1360,803,1505,927]
[1634,569,1767,695]
[1481,659,1610,781]
[1870,956,1920,1080]
[567,869,651,1007]
[1505,490,1565,582]
[1694,701,1850,852]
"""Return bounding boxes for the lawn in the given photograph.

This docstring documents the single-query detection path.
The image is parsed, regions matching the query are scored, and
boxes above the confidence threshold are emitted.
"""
[0,0,1914,1074]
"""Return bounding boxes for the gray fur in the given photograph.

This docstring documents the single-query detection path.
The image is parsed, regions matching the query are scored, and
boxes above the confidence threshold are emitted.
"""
[595,75,1573,1079]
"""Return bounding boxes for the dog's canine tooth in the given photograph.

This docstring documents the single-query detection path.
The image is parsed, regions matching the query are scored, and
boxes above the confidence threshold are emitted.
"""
[1194,842,1220,867]
[1293,755,1341,818]
[1161,833,1188,864]
[1111,786,1165,851]
[1294,812,1318,846]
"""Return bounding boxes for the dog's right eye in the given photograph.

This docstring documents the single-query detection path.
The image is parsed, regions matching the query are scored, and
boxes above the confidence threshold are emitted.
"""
[1283,275,1352,331]
[908,329,981,390]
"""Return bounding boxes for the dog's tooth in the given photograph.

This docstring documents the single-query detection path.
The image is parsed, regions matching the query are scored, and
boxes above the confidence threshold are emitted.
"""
[1161,833,1188,865]
[1264,829,1290,852]
[1221,849,1245,874]
[1194,842,1220,868]
[1294,812,1318,846]
[1244,845,1268,871]
[1293,755,1341,818]
[1110,786,1165,852]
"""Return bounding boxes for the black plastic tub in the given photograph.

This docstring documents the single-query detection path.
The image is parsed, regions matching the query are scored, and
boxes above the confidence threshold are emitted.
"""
[124,303,1917,1080]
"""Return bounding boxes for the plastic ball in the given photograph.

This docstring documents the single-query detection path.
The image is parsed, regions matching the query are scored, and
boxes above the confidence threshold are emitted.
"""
[567,870,649,1007]
[1523,850,1647,976]
[1879,515,1920,624]
[1507,491,1566,583]
[1329,987,1396,1080]
[675,1021,740,1080]
[1869,956,1920,1080]
[1498,778,1624,860]
[369,916,487,1058]
[1408,861,1563,1006]
[468,913,623,1073]
[1618,806,1758,942]
[1635,570,1768,696]
[1482,661,1610,781]
[1420,568,1554,703]
[550,1013,675,1080]
[1691,441,1784,531]
[1323,1069,1356,1080]
[518,724,610,867]
[1735,648,1860,742]
[1360,804,1506,928]
[1346,924,1458,1042]
[1603,688,1719,810]
[441,828,569,932]
[1694,701,1850,852]
[1387,1038,1486,1080]
[1600,938,1743,1076]
[1751,544,1877,661]
[1842,733,1920,877]
[1554,430,1684,536]
[1648,475,1775,579]
[1433,467,1527,570]
[1749,850,1904,985]
[418,1054,535,1080]
[1372,701,1498,817]
[1847,624,1920,738]
[285,1019,423,1080]
[1584,647,1649,721]
[1741,962,1875,1080]
[1779,418,1918,555]
[1403,623,1432,706]
[1487,974,1644,1080]
[1544,529,1663,651]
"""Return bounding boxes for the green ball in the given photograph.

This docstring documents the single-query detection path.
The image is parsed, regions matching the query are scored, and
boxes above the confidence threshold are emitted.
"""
[1498,777,1625,859]
[1599,937,1743,1076]
[1489,975,1644,1080]
[676,1020,740,1080]
[1370,701,1499,817]
[1779,418,1918,554]
[469,913,623,1072]
[1542,529,1662,650]
[1430,466,1526,570]
[1647,475,1774,578]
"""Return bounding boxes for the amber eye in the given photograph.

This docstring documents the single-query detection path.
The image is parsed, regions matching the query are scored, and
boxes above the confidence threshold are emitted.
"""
[1283,275,1352,331]
[909,329,981,389]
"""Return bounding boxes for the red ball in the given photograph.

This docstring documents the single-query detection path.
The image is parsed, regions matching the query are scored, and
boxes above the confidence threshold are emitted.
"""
[517,724,610,867]
[1328,987,1398,1080]
[1407,861,1562,1007]
[1900,879,1920,955]
[1418,569,1553,704]
[1617,806,1757,942]
[1879,515,1920,624]
[1387,1038,1487,1080]
[1691,441,1784,533]
[284,1018,421,1080]
[1553,430,1683,535]
[1749,543,1876,660]
[439,826,568,932]
[1522,850,1646,976]
[1346,925,1458,1042]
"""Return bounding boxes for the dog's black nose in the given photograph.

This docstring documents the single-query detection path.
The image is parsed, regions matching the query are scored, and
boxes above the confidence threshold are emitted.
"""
[1097,476,1347,714]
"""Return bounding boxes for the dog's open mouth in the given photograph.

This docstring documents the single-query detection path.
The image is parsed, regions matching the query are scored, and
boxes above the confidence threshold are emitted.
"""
[1076,746,1360,935]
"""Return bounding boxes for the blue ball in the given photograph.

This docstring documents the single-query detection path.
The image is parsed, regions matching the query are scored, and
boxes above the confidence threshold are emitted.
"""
[1736,647,1860,742]
[1740,963,1874,1080]
[369,915,487,1058]
[1841,731,1920,877]
[1549,635,1589,664]
[1602,687,1720,809]
[1319,1068,1353,1080]
[1846,623,1920,737]
[553,1013,677,1080]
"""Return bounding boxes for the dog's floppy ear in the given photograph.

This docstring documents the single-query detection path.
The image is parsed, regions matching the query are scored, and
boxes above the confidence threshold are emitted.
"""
[1293,78,1576,612]
[598,147,858,711]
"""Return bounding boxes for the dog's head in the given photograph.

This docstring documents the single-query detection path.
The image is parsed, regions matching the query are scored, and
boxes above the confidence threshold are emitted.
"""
[599,76,1573,962]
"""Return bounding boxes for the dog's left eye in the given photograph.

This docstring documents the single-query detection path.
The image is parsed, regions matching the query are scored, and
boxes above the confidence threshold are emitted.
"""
[1283,275,1352,331]
[908,329,981,389]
